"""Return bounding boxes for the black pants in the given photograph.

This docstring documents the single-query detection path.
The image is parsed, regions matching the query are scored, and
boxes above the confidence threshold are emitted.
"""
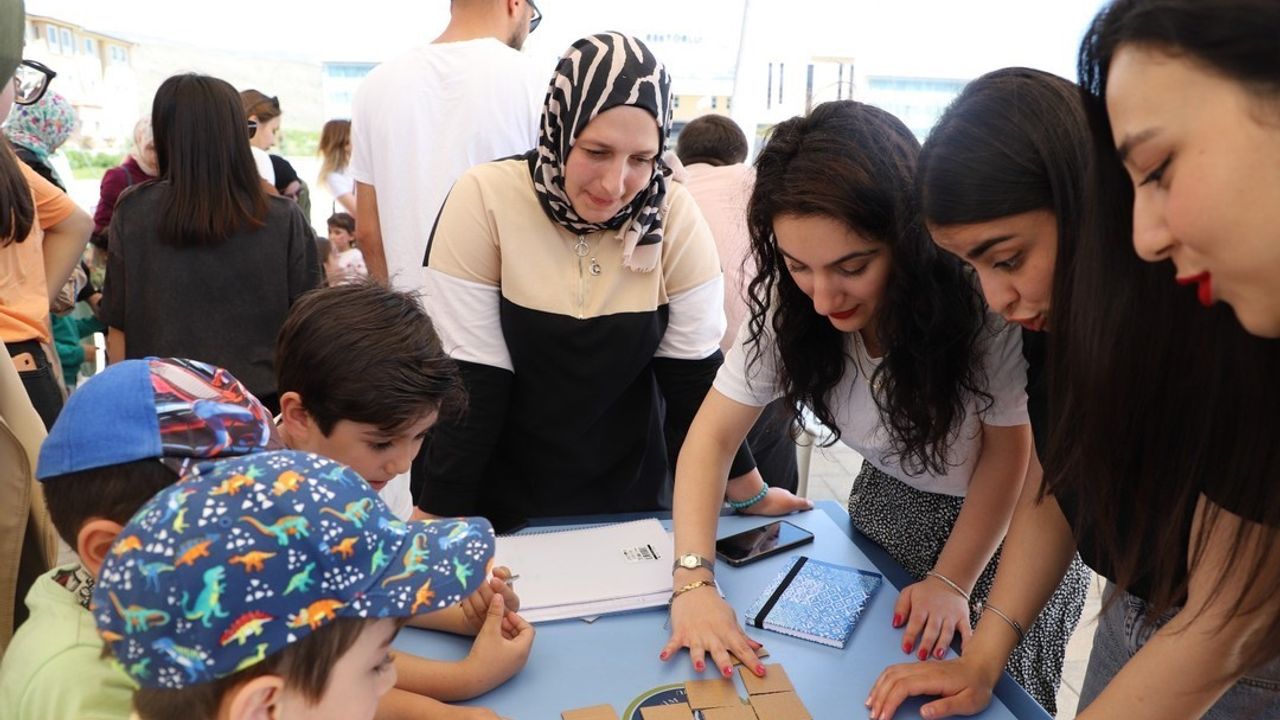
[6,340,64,431]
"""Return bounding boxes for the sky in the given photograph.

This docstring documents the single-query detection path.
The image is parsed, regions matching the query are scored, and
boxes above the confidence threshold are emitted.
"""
[27,0,1107,83]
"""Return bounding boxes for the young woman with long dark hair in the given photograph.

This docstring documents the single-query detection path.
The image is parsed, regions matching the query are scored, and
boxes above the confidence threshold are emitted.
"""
[867,4,1280,718]
[663,100,1087,714]
[102,74,320,413]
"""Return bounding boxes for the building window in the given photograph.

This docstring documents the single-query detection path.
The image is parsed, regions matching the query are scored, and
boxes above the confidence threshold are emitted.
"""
[83,37,97,56]
[59,28,74,56]
[25,22,35,40]
[673,96,681,109]
[109,45,130,65]
[711,96,717,110]
[727,97,732,111]
[46,25,58,51]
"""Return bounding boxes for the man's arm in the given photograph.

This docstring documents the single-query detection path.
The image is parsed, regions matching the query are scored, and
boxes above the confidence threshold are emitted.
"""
[356,181,389,282]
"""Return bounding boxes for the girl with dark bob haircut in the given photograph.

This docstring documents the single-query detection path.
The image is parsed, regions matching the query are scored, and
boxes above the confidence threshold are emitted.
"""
[666,100,1080,713]
[869,3,1280,719]
[102,74,321,412]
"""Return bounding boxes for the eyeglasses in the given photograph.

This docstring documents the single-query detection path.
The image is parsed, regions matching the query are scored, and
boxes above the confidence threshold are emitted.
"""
[247,119,258,139]
[528,0,542,33]
[13,60,56,106]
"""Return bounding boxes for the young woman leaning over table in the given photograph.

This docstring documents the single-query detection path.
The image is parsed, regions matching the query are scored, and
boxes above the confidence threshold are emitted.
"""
[868,2,1280,718]
[662,100,1088,715]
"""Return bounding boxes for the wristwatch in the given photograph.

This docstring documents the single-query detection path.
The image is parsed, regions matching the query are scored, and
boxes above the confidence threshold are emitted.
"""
[672,553,714,574]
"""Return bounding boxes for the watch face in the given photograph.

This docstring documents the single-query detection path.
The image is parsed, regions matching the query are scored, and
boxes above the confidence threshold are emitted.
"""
[681,556,698,568]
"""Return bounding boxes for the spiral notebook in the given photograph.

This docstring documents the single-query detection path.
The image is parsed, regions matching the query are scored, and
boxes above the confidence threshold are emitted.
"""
[744,555,882,648]
[494,519,675,622]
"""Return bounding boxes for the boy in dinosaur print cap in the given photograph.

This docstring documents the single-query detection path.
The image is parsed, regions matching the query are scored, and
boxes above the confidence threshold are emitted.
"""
[0,358,281,720]
[93,449,496,720]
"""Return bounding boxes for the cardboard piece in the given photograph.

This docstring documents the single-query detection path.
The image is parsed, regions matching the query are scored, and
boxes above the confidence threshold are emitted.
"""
[738,663,794,696]
[703,704,760,720]
[640,704,695,720]
[684,677,742,710]
[562,704,620,720]
[748,691,812,720]
[730,646,770,666]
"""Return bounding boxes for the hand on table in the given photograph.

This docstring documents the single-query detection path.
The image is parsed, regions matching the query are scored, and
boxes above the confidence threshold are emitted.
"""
[741,487,814,516]
[460,566,521,637]
[660,584,766,679]
[866,654,1000,720]
[894,578,973,662]
[462,594,535,695]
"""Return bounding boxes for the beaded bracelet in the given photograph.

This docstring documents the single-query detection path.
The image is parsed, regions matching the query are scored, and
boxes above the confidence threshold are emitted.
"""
[727,483,768,512]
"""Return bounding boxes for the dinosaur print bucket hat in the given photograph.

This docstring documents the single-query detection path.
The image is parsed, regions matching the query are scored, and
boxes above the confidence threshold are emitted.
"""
[91,449,495,689]
[37,357,281,480]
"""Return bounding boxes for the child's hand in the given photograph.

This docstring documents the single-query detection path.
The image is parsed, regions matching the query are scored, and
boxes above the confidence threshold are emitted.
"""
[460,567,521,636]
[462,593,535,695]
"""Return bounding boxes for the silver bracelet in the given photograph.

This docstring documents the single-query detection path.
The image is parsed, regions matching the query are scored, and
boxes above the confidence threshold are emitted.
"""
[978,600,1026,644]
[925,570,972,603]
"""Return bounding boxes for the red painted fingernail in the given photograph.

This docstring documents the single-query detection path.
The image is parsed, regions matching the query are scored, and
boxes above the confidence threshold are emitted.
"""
[935,647,945,659]
[695,661,705,672]
[755,664,766,676]
[892,613,903,628]
[659,651,669,660]
[903,641,913,654]
[722,666,732,677]
[918,648,928,661]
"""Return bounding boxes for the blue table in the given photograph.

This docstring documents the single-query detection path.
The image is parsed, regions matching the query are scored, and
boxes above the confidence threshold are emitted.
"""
[395,500,1050,719]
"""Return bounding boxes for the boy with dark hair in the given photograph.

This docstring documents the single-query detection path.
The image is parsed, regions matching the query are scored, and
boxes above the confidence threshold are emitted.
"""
[0,358,281,719]
[674,113,749,167]
[275,279,534,717]
[92,449,496,720]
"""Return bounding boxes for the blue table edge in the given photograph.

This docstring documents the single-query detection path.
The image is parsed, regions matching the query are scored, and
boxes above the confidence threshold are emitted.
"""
[527,499,1052,720]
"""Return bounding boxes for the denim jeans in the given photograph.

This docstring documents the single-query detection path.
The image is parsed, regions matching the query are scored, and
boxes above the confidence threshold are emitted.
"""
[1078,583,1280,718]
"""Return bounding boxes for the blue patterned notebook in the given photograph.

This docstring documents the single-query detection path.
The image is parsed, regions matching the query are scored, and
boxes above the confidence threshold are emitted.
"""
[744,555,882,648]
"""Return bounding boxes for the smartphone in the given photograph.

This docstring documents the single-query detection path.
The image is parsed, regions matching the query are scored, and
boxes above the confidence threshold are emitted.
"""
[715,520,815,567]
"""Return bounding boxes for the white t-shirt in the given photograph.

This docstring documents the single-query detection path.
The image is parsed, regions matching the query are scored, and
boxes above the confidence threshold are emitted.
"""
[250,146,274,185]
[350,38,543,292]
[333,248,367,281]
[715,314,1029,496]
[324,170,355,200]
[379,473,413,521]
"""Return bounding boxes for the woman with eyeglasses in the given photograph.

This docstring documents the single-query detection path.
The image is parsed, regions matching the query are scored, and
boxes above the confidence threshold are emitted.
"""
[101,74,321,414]
[0,54,93,429]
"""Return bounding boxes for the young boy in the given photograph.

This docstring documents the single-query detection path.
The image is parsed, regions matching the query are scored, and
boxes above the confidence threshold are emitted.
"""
[274,280,534,716]
[326,212,366,283]
[91,449,496,720]
[0,358,281,719]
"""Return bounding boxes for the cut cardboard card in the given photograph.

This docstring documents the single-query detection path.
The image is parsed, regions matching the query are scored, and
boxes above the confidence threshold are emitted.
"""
[684,677,741,710]
[738,663,794,696]
[640,704,695,720]
[748,691,812,720]
[562,704,620,720]
[703,704,759,720]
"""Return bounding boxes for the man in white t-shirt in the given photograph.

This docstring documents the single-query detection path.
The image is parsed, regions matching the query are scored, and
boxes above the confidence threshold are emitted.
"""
[349,0,544,290]
[349,0,543,523]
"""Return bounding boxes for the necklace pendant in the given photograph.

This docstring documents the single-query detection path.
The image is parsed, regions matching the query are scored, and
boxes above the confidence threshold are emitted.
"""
[573,237,590,257]
[589,258,602,276]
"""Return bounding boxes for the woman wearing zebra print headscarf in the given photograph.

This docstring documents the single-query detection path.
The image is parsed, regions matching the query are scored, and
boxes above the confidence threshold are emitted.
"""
[417,33,762,532]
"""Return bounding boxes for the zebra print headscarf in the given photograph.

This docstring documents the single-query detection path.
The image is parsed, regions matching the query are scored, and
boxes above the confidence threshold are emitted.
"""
[529,32,672,273]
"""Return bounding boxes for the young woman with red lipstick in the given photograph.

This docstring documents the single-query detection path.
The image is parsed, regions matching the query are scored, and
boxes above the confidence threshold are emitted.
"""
[868,4,1280,718]
[664,100,1087,714]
